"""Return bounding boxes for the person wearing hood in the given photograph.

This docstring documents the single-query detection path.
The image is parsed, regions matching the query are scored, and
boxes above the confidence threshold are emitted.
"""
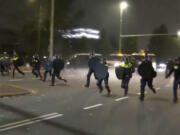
[51,55,67,86]
[138,53,157,101]
[95,57,111,97]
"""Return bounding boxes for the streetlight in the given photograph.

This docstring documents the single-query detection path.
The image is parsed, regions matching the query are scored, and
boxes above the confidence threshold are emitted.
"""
[119,1,128,52]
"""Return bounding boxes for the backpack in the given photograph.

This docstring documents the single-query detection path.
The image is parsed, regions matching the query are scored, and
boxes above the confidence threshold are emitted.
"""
[115,66,125,80]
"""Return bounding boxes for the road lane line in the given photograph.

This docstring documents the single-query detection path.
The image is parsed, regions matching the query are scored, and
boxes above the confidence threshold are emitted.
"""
[9,79,22,82]
[83,104,103,110]
[0,113,63,132]
[0,113,58,129]
[115,97,128,101]
[156,87,160,90]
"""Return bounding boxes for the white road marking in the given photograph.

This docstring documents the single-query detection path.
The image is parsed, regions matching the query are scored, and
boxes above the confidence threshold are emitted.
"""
[83,104,103,110]
[156,87,160,90]
[0,113,63,132]
[0,113,57,129]
[115,97,128,101]
[9,79,22,82]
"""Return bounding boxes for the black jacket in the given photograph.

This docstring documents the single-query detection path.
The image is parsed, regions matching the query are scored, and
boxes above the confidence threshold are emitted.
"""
[121,63,135,79]
[52,58,64,71]
[88,57,100,71]
[138,60,156,79]
[32,58,41,69]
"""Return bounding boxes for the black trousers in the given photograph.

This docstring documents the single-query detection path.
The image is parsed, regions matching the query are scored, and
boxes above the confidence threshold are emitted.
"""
[173,79,180,100]
[0,65,4,76]
[51,70,62,85]
[97,73,110,93]
[0,64,9,75]
[43,70,52,81]
[85,68,94,87]
[13,65,24,77]
[121,77,130,94]
[32,68,42,78]
[140,78,154,98]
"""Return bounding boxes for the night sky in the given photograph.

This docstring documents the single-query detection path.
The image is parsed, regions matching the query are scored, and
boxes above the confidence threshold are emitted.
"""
[0,0,180,47]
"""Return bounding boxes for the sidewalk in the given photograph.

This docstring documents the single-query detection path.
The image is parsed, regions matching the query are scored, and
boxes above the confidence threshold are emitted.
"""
[0,84,32,97]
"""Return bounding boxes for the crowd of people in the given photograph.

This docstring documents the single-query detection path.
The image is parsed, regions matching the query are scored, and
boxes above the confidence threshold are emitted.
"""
[0,52,67,86]
[85,53,180,103]
[0,51,180,103]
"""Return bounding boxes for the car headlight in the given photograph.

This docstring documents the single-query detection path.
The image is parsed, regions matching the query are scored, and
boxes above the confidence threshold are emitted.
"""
[66,61,70,65]
[114,63,120,67]
[152,62,157,69]
[158,63,166,68]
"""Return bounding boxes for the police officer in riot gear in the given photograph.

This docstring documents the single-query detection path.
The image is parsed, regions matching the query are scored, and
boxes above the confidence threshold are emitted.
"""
[121,57,135,96]
[84,52,99,88]
[96,57,111,97]
[12,54,25,78]
[138,53,157,101]
[166,57,180,103]
[1,52,10,75]
[32,54,42,79]
[51,55,67,86]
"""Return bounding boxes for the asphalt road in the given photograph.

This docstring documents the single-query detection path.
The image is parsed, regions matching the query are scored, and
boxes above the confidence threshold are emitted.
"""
[0,68,179,135]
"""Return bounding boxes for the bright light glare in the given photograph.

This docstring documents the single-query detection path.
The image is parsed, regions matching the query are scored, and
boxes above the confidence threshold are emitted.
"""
[114,63,121,67]
[157,63,166,72]
[152,62,157,70]
[118,53,123,57]
[120,1,128,10]
[73,28,100,34]
[177,31,180,37]
[62,33,100,39]
[159,63,166,68]
[60,28,100,39]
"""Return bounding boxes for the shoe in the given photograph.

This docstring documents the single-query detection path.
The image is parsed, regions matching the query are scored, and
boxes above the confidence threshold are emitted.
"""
[84,85,89,88]
[152,88,156,94]
[124,93,127,97]
[124,90,128,97]
[64,79,67,83]
[99,88,103,93]
[139,96,144,101]
[173,98,178,103]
